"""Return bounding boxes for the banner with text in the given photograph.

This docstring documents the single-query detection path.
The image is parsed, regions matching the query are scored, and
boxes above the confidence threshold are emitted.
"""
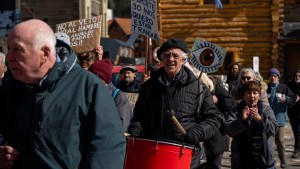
[56,15,102,54]
[130,0,160,41]
[125,93,139,111]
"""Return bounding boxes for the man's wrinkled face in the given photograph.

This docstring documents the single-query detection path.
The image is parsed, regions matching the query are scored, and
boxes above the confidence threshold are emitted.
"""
[6,30,44,83]
[122,70,136,83]
[0,57,7,77]
[295,73,300,83]
[269,74,279,84]
[231,65,239,77]
[161,48,185,78]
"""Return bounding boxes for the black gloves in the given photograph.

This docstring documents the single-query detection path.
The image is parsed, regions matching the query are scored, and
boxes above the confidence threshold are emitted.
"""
[184,129,201,145]
[128,122,143,137]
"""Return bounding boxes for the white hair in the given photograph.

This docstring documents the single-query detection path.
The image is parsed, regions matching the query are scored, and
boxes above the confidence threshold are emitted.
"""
[184,61,214,92]
[0,52,5,64]
[182,52,188,59]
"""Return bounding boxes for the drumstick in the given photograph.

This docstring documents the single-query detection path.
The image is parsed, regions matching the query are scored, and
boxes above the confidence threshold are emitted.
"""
[170,115,187,135]
[165,109,187,135]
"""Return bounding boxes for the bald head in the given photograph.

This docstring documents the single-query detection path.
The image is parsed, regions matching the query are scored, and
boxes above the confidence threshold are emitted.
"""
[11,19,56,55]
[6,19,57,84]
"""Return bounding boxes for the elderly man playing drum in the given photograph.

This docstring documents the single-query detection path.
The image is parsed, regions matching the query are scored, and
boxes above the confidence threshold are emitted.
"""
[128,38,222,169]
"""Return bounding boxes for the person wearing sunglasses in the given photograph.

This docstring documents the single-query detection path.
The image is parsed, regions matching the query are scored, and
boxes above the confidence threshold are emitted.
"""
[231,68,269,107]
[77,45,103,70]
[267,68,296,168]
[225,81,278,169]
[287,70,300,159]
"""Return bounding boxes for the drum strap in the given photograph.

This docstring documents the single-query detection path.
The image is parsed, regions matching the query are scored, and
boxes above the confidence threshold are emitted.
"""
[195,80,204,122]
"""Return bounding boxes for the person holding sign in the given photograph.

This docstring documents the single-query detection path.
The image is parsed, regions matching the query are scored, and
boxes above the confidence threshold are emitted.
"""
[128,38,222,169]
[0,19,126,169]
[77,45,103,70]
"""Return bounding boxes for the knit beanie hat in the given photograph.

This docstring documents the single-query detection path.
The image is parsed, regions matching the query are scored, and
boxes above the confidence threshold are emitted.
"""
[157,38,189,61]
[268,68,280,78]
[88,59,113,84]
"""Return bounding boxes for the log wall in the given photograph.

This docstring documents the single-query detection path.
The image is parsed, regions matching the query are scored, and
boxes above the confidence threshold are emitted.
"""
[158,0,284,77]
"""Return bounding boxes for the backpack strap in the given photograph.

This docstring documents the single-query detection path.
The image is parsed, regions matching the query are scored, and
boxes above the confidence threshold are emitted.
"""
[112,88,120,100]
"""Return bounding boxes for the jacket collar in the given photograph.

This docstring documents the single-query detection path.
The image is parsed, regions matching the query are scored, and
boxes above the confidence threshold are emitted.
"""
[152,65,197,86]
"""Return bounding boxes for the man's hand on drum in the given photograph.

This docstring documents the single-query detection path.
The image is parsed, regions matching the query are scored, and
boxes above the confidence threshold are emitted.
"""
[184,129,201,145]
[128,122,143,137]
[0,145,20,169]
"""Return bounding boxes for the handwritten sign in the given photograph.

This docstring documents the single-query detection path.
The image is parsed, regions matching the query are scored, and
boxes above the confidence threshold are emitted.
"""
[56,16,102,54]
[125,93,139,110]
[130,0,160,41]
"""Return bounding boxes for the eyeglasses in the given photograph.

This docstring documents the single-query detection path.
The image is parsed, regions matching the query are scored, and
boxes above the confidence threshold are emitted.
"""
[241,76,252,80]
[161,52,181,60]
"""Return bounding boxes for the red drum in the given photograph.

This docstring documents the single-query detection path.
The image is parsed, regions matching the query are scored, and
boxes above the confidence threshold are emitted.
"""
[124,137,194,169]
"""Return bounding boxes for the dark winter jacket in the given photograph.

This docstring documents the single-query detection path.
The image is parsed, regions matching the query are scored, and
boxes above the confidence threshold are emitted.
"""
[225,101,278,168]
[204,82,235,155]
[0,43,126,169]
[287,81,300,121]
[227,77,238,94]
[267,82,295,126]
[131,66,222,144]
[107,82,132,131]
[117,78,141,93]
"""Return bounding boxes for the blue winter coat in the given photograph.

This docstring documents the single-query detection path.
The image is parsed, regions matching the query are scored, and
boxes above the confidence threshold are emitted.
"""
[0,44,126,169]
[267,83,296,126]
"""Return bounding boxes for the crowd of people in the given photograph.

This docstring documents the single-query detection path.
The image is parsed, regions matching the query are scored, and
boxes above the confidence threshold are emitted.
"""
[0,19,299,169]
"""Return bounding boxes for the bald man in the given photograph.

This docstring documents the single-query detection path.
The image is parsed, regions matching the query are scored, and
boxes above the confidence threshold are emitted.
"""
[0,19,125,169]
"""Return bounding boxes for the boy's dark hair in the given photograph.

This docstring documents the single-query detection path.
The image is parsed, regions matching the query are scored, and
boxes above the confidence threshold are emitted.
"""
[240,81,261,96]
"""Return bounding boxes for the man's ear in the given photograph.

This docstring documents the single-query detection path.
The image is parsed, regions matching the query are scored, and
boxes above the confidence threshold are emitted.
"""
[40,46,51,64]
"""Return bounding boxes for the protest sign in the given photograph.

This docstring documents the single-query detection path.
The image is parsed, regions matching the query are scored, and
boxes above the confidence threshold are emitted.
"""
[190,38,226,73]
[130,0,160,41]
[56,15,102,54]
[253,56,259,72]
[125,93,139,110]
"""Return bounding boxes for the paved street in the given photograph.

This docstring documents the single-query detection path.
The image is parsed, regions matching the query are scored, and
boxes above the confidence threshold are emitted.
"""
[220,124,300,169]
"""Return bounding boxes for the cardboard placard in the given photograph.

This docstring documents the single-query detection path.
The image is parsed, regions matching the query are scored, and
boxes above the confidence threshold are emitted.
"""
[56,15,102,54]
[130,0,159,41]
[125,93,139,110]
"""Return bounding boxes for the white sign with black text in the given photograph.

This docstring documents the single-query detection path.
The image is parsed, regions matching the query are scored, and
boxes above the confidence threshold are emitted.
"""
[253,56,259,72]
[130,0,159,41]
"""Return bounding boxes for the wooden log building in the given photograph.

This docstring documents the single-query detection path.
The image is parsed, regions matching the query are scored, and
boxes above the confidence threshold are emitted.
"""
[157,0,285,78]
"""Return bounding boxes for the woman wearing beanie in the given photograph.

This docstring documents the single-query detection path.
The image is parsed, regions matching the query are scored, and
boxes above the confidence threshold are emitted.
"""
[267,68,296,168]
